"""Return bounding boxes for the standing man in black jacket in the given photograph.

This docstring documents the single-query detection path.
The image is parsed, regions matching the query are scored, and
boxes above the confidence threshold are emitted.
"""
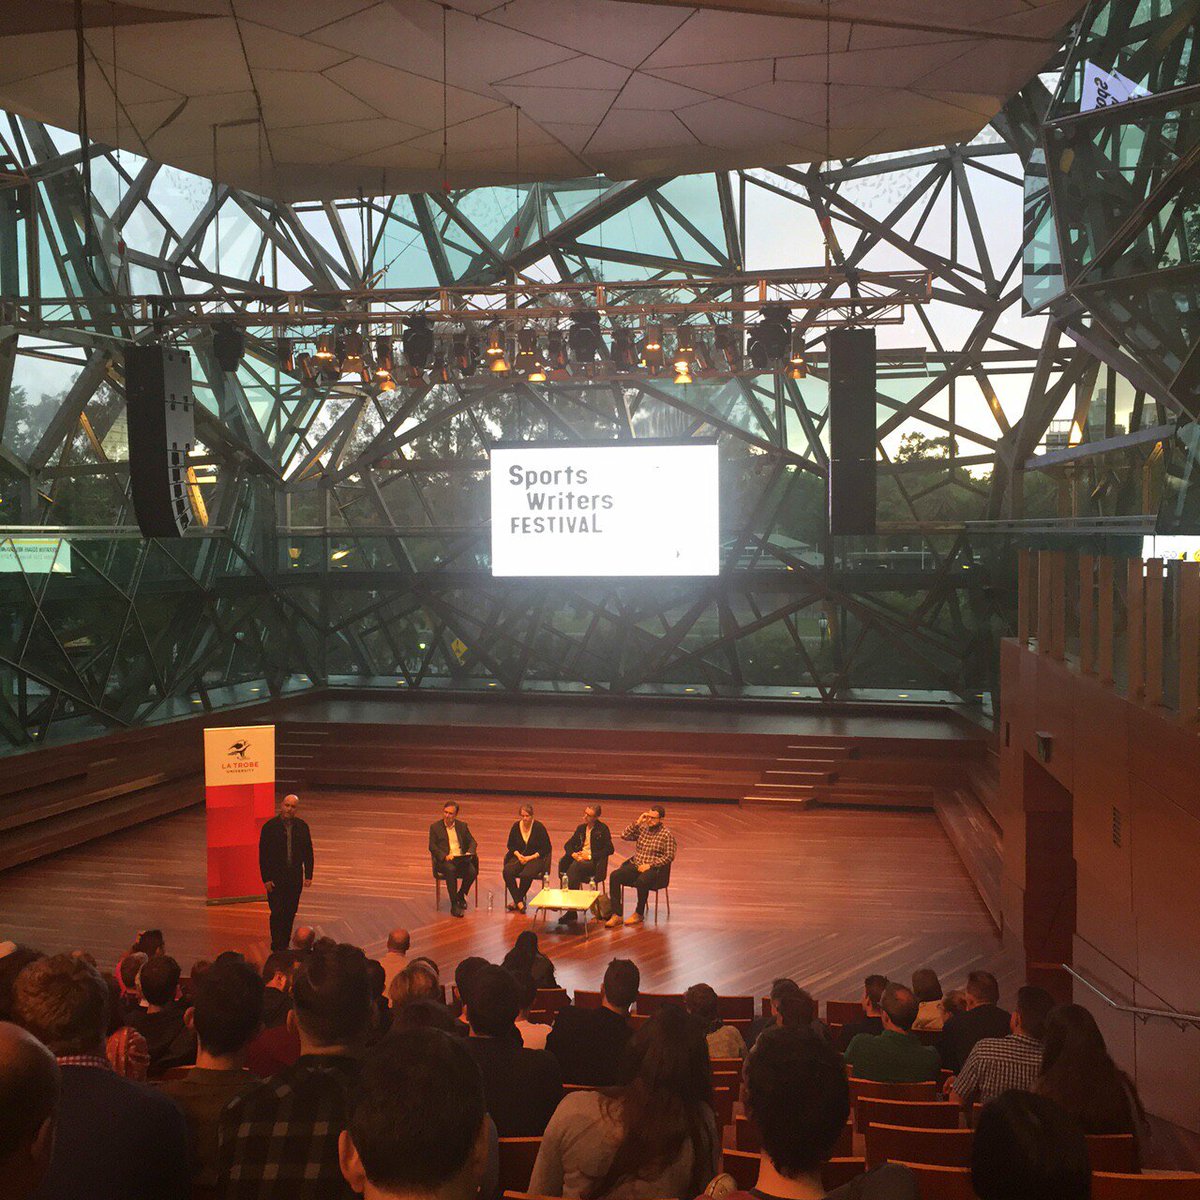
[259,794,314,952]
[429,800,479,917]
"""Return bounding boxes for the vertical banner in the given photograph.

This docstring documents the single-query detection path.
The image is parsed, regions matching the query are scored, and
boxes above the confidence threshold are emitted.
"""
[204,725,276,904]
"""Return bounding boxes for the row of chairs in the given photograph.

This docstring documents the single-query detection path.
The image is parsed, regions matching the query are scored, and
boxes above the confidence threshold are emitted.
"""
[434,864,673,917]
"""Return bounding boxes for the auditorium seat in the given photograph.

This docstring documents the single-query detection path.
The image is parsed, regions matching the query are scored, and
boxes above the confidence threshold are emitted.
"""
[636,993,685,1014]
[865,1123,973,1169]
[530,988,570,1018]
[722,1148,759,1190]
[711,1083,736,1130]
[848,1078,941,1130]
[717,995,756,1021]
[891,1161,974,1200]
[1086,1135,1139,1174]
[826,1000,863,1025]
[709,1056,743,1073]
[1091,1173,1200,1199]
[498,1138,541,1193]
[822,1159,868,1191]
[573,989,602,1009]
[432,861,478,910]
[856,1097,962,1133]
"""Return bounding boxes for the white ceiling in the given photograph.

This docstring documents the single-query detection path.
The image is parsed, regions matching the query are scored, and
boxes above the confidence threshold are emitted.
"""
[0,0,1084,200]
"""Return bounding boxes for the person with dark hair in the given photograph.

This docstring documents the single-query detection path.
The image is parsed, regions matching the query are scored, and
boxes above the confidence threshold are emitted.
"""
[127,954,195,1077]
[260,794,316,951]
[0,946,43,1022]
[723,1026,916,1200]
[748,979,830,1048]
[0,1020,61,1200]
[430,801,479,918]
[971,1090,1091,1200]
[844,983,940,1083]
[911,968,946,1031]
[685,982,747,1060]
[244,951,301,1078]
[531,1005,718,1199]
[463,964,562,1136]
[12,953,190,1200]
[938,970,1011,1072]
[836,974,888,1050]
[162,959,264,1198]
[1035,1004,1144,1156]
[606,805,676,928]
[378,928,410,994]
[392,997,459,1035]
[218,941,373,1196]
[558,804,615,922]
[514,971,551,1050]
[364,958,392,1042]
[503,803,552,912]
[950,985,1055,1108]
[338,1029,494,1200]
[546,957,639,1086]
[453,956,489,1034]
[501,930,557,989]
[131,929,165,959]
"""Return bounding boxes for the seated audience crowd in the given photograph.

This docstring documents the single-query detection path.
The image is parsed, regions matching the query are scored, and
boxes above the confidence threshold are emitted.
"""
[0,932,1159,1200]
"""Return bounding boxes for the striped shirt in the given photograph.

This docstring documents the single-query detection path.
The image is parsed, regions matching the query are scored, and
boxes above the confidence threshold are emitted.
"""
[622,821,677,868]
[954,1033,1043,1104]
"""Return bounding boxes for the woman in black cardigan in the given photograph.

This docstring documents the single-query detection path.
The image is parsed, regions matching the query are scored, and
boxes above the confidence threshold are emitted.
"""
[503,803,552,912]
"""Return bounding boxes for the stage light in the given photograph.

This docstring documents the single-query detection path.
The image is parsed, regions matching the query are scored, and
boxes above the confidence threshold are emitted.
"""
[486,322,505,360]
[431,349,452,384]
[315,331,336,361]
[514,328,540,377]
[640,322,664,373]
[330,548,350,561]
[276,336,294,373]
[673,325,696,372]
[546,330,570,378]
[715,325,742,371]
[297,352,320,387]
[489,336,511,374]
[673,363,693,385]
[453,332,479,377]
[212,322,245,372]
[374,337,394,378]
[786,332,807,379]
[568,310,602,364]
[402,314,434,370]
[748,305,790,369]
[340,331,370,382]
[612,327,637,371]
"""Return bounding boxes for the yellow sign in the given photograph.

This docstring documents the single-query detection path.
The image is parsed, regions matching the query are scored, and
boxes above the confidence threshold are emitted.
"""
[450,637,468,663]
[203,725,276,787]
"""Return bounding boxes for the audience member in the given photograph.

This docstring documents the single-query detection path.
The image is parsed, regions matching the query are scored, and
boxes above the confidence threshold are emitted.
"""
[131,929,165,959]
[364,958,392,1041]
[748,978,828,1047]
[126,954,196,1077]
[453,956,489,1033]
[0,947,43,1022]
[685,982,747,1060]
[501,929,557,989]
[514,971,551,1050]
[837,974,888,1050]
[103,973,150,1080]
[161,959,264,1198]
[546,957,639,1086]
[12,953,190,1199]
[1035,1003,1144,1155]
[0,1020,61,1200]
[218,941,372,1197]
[292,926,317,955]
[971,1090,1090,1200]
[391,997,459,1035]
[388,959,441,1009]
[531,1005,719,1199]
[244,951,301,1078]
[338,1029,495,1200]
[728,1025,917,1200]
[463,964,562,1136]
[950,985,1055,1107]
[910,968,946,1031]
[938,971,1010,1072]
[377,928,410,993]
[114,950,147,1018]
[844,983,939,1083]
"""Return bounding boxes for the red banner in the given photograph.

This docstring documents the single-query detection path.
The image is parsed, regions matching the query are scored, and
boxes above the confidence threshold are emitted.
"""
[204,725,276,903]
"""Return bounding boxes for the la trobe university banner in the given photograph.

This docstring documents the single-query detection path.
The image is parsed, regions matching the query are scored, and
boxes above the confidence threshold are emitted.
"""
[203,724,276,903]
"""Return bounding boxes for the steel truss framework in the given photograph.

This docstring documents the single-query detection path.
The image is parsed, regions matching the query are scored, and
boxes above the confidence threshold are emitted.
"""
[0,17,1179,750]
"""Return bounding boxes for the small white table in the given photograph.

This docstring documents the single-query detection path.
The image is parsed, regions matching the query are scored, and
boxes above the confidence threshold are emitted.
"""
[528,888,601,937]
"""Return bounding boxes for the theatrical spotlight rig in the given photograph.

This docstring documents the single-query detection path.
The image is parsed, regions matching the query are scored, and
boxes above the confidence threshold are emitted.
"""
[0,269,930,390]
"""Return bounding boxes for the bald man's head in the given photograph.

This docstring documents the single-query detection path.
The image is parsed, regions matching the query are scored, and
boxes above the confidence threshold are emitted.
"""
[387,929,411,955]
[292,927,316,953]
[0,1021,59,1198]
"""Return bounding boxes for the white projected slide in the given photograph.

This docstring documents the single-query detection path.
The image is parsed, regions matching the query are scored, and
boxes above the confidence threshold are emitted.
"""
[490,443,719,577]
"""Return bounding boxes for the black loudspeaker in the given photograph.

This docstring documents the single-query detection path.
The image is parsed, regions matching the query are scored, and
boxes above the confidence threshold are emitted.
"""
[125,345,195,537]
[828,328,877,536]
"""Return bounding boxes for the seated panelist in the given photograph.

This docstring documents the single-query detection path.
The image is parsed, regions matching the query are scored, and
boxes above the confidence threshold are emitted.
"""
[428,801,478,918]
[557,803,614,925]
[503,803,551,912]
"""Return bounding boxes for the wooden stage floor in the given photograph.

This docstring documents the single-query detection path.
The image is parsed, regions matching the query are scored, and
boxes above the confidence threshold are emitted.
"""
[0,789,1018,1002]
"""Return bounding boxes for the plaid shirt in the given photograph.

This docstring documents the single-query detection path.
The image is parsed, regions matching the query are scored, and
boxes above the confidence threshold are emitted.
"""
[954,1034,1042,1104]
[217,1054,359,1198]
[622,821,677,869]
[56,1053,113,1070]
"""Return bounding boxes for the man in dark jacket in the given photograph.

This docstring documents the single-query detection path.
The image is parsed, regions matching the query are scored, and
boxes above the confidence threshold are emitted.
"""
[126,954,195,1077]
[429,801,478,917]
[837,974,888,1051]
[558,803,615,889]
[939,971,1012,1072]
[259,794,314,951]
[545,958,638,1087]
[12,954,190,1200]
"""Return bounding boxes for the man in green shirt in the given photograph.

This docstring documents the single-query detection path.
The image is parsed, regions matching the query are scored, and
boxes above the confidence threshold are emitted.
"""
[844,983,941,1083]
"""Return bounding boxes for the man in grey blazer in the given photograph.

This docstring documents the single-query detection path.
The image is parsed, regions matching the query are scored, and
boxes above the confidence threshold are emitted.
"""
[429,800,479,917]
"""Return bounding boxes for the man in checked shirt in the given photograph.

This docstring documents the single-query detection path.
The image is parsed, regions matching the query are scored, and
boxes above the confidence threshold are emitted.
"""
[605,804,677,928]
